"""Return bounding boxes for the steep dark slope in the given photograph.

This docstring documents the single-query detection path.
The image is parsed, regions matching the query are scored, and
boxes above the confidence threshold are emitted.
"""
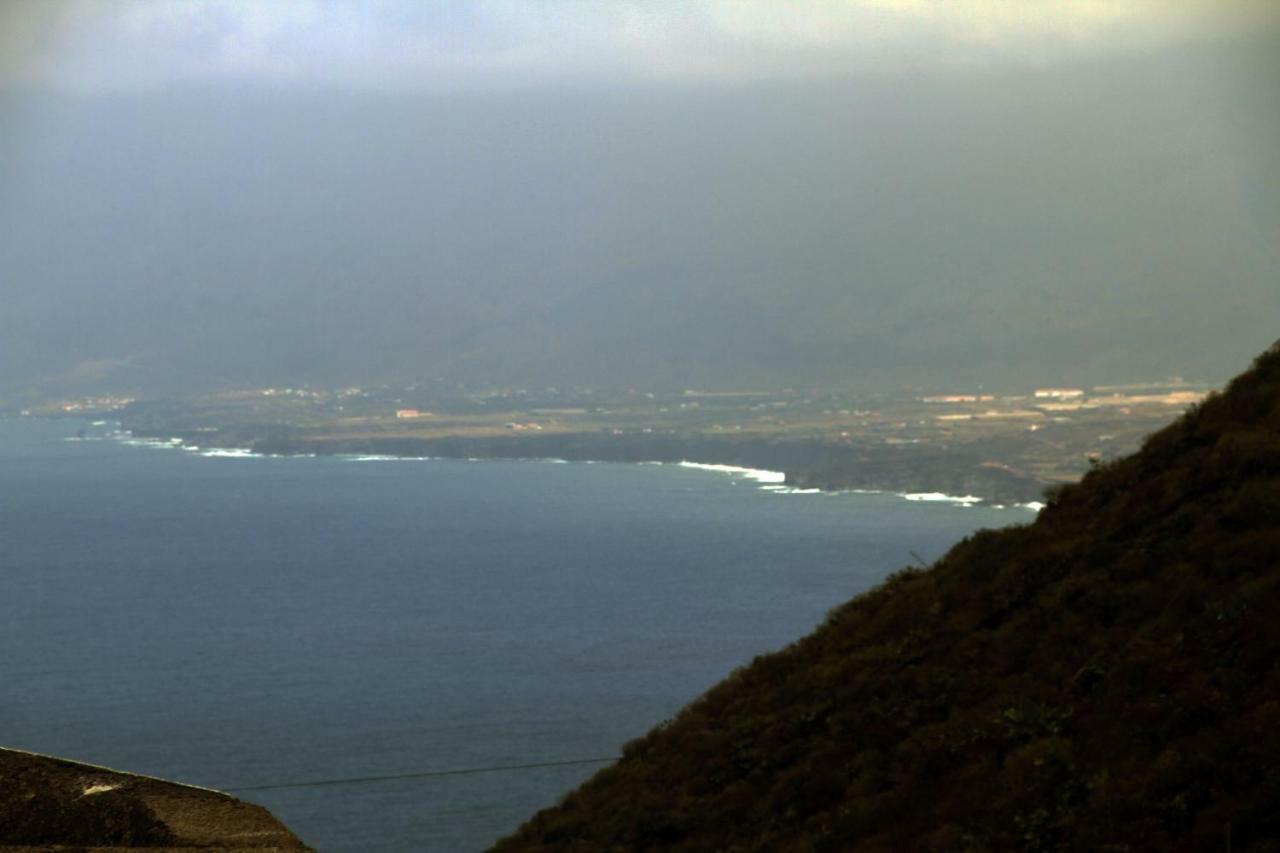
[494,343,1280,852]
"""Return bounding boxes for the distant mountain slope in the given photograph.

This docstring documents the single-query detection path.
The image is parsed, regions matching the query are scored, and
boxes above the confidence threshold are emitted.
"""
[493,343,1280,852]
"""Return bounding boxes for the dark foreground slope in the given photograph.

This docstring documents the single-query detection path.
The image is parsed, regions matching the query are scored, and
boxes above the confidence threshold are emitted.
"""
[495,344,1280,853]
[0,748,310,851]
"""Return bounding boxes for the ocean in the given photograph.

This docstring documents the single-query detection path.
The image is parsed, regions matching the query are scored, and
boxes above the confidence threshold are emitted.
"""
[0,417,1032,851]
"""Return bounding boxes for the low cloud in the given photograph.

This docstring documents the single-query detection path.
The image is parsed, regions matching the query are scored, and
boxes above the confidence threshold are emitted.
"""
[4,0,1278,93]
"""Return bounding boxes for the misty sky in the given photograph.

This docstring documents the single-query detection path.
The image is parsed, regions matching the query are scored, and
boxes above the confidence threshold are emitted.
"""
[2,1,1278,396]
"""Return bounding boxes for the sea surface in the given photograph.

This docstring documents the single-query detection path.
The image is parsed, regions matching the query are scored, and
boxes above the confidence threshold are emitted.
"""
[0,417,1033,851]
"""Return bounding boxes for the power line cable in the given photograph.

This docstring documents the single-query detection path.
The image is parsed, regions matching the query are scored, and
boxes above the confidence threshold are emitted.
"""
[224,756,620,793]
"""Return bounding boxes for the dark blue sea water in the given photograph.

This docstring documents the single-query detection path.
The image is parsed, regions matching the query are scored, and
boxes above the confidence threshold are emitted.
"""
[0,418,1032,851]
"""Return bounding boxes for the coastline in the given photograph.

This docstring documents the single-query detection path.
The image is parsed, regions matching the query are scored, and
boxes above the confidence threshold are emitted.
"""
[107,419,1052,508]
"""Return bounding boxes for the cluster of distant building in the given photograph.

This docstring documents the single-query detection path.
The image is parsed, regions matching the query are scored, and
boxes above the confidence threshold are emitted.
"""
[56,395,136,413]
[921,388,1085,404]
[920,383,1203,406]
[920,394,997,404]
[916,383,1208,431]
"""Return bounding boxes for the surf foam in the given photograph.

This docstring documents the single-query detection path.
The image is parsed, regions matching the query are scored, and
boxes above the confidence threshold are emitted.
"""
[901,492,984,507]
[200,448,259,458]
[677,461,786,484]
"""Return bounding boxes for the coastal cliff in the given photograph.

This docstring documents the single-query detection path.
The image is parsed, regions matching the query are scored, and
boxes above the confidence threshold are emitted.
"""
[493,343,1280,851]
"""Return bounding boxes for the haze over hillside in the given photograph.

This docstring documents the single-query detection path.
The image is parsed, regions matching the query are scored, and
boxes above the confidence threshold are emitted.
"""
[2,3,1278,398]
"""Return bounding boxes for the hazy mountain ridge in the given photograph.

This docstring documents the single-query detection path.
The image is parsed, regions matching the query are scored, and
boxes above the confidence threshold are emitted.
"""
[494,342,1280,851]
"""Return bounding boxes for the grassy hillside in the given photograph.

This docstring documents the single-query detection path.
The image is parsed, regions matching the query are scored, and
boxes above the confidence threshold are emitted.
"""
[494,343,1280,852]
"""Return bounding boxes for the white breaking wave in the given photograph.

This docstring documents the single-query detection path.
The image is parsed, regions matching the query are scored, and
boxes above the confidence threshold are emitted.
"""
[677,461,786,484]
[201,448,259,458]
[901,492,984,506]
[118,437,184,450]
[108,429,325,460]
[1021,501,1047,512]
